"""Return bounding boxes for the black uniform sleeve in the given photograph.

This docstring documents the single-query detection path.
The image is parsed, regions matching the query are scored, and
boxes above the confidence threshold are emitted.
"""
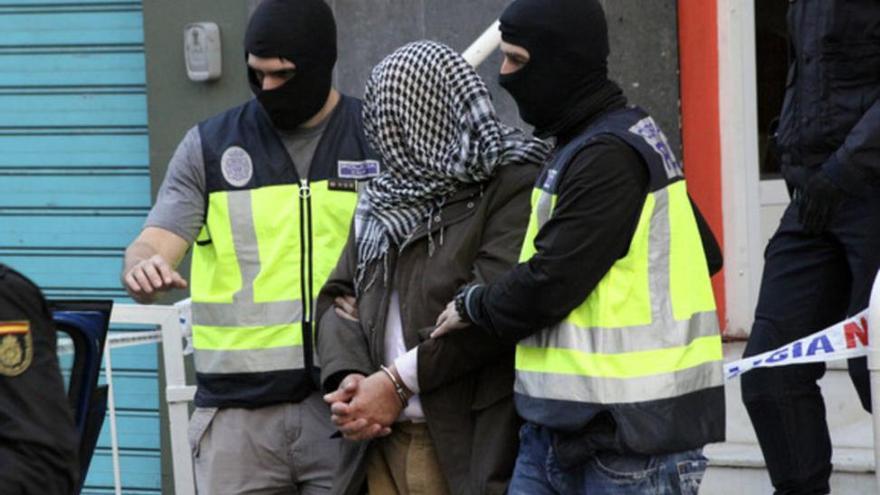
[315,225,373,393]
[823,97,880,192]
[467,137,649,342]
[0,264,79,493]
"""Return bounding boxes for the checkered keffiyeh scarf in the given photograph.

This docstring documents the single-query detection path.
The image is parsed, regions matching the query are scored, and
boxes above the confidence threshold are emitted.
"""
[354,41,550,290]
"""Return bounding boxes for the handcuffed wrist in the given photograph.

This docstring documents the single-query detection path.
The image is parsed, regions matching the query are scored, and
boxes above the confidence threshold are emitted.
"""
[380,365,410,407]
[393,348,420,394]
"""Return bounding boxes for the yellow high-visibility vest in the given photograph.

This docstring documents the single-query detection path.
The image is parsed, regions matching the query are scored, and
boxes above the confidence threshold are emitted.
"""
[191,181,357,374]
[189,96,378,407]
[513,107,725,453]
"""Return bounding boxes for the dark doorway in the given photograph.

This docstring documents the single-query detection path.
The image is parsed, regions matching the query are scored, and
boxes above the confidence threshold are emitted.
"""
[755,0,789,179]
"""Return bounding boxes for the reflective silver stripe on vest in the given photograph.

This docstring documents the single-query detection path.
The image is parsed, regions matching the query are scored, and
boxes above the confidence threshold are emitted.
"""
[518,189,673,353]
[648,188,671,324]
[515,359,723,404]
[521,311,719,355]
[228,190,260,304]
[192,300,303,327]
[193,189,304,375]
[535,187,554,226]
[195,345,306,374]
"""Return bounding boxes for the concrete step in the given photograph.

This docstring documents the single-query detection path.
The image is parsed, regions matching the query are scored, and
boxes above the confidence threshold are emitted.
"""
[703,343,878,494]
[702,442,876,494]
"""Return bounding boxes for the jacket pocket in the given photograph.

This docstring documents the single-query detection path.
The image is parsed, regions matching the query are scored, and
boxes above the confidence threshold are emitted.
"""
[820,41,880,145]
[824,41,880,87]
[187,407,218,458]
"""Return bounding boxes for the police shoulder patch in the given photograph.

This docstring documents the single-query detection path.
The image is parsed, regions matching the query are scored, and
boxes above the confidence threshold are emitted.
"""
[628,116,683,180]
[220,146,254,187]
[0,321,32,377]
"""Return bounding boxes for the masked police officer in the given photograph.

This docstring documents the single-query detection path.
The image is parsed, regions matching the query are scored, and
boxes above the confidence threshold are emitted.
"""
[434,1,725,493]
[0,263,79,494]
[121,0,379,492]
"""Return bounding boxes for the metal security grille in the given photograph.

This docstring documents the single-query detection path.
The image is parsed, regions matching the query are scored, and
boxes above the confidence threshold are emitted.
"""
[0,1,159,493]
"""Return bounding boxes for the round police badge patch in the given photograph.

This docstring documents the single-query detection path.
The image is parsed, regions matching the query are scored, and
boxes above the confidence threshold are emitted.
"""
[221,146,253,187]
[0,321,32,377]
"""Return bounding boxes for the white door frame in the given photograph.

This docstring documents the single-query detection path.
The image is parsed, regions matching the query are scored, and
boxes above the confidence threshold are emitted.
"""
[717,0,765,338]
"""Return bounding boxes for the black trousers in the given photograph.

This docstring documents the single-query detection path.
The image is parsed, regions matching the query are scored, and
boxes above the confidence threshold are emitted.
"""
[741,184,880,495]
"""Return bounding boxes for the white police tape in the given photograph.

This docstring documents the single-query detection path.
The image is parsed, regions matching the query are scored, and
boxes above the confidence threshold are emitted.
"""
[56,298,193,356]
[725,309,870,380]
[175,297,194,356]
[57,330,162,356]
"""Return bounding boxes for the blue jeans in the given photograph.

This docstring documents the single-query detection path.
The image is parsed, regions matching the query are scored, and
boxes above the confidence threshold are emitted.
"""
[508,423,708,495]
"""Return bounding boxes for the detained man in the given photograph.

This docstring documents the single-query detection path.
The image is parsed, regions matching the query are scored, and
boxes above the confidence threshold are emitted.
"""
[317,41,550,495]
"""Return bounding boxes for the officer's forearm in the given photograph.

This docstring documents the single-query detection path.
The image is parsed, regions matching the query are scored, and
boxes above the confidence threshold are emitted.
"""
[123,240,159,276]
[824,97,880,191]
[122,227,190,278]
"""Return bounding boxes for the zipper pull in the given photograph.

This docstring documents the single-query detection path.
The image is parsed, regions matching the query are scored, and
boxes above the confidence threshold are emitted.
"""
[299,178,311,199]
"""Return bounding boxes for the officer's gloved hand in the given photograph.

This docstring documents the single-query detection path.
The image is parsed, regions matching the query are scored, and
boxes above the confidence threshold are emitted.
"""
[798,171,846,235]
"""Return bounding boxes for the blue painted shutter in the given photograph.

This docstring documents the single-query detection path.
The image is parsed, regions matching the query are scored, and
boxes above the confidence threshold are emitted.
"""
[0,1,160,493]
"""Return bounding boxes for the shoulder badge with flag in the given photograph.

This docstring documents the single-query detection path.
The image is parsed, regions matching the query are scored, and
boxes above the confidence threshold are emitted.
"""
[0,320,32,377]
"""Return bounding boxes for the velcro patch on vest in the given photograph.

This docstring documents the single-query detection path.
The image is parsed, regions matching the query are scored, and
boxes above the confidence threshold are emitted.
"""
[328,178,357,192]
[0,320,32,377]
[338,160,380,180]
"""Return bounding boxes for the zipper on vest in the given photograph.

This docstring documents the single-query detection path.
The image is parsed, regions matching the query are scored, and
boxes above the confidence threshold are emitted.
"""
[299,178,316,374]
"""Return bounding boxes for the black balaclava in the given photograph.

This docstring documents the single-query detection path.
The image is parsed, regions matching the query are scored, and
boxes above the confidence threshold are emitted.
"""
[498,0,624,138]
[245,0,337,130]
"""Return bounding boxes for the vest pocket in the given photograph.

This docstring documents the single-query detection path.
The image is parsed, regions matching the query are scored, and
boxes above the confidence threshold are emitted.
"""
[824,41,880,87]
[820,41,880,146]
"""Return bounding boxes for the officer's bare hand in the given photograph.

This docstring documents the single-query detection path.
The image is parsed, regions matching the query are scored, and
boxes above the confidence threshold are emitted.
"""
[123,254,187,304]
[334,295,359,322]
[431,301,470,338]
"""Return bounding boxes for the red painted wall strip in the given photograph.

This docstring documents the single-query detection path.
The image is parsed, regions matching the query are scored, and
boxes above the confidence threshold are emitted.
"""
[678,0,727,331]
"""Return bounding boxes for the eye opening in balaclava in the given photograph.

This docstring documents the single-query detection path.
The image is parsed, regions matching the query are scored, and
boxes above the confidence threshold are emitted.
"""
[245,0,337,130]
[246,56,296,89]
[498,0,623,138]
